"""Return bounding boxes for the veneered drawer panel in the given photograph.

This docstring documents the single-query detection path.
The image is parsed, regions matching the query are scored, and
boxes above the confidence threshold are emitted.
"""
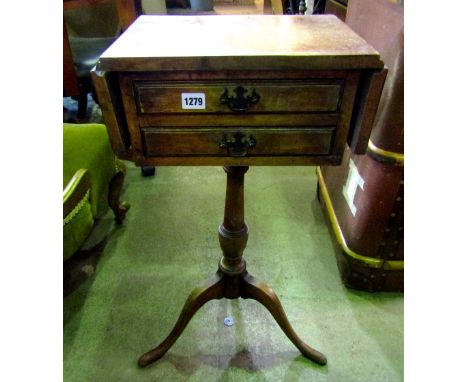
[135,80,343,114]
[142,127,334,156]
[139,113,340,128]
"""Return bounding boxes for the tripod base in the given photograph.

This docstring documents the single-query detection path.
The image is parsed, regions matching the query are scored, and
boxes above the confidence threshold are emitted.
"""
[138,269,327,367]
[138,166,326,368]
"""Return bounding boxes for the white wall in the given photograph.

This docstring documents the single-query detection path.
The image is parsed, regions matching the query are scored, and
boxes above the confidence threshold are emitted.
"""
[142,0,167,14]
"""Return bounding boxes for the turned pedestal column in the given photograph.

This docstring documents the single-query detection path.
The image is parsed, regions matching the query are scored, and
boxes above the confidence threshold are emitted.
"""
[138,166,326,367]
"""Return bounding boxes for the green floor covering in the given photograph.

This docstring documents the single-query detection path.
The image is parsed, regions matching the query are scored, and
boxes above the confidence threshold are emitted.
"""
[63,165,404,381]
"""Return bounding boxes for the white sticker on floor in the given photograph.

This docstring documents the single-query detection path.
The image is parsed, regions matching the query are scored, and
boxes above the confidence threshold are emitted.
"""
[342,159,365,216]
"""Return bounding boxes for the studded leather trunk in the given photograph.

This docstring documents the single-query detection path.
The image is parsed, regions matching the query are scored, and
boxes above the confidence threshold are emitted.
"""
[317,148,403,292]
[317,0,403,292]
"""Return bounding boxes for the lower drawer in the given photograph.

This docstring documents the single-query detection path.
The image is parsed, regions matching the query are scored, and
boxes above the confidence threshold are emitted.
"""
[142,127,334,157]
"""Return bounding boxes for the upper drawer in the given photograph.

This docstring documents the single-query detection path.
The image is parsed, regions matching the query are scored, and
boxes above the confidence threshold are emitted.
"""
[134,80,344,115]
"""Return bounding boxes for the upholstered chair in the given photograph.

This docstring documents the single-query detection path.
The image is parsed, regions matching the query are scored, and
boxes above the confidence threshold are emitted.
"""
[63,123,129,260]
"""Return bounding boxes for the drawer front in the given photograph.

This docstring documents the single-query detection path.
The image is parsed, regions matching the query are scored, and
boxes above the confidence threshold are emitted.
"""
[135,80,343,115]
[142,127,335,157]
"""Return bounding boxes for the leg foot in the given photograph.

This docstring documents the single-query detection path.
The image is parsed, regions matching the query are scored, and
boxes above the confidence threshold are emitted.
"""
[141,166,156,177]
[108,160,130,224]
[138,272,225,368]
[240,272,327,365]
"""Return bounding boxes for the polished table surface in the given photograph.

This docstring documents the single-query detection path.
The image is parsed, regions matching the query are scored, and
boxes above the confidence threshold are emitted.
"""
[97,15,382,71]
[92,15,385,368]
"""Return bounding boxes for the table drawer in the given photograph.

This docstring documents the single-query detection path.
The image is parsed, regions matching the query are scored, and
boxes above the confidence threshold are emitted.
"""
[134,80,343,115]
[142,127,334,157]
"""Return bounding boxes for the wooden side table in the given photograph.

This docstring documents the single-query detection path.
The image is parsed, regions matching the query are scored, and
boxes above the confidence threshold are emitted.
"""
[92,15,385,368]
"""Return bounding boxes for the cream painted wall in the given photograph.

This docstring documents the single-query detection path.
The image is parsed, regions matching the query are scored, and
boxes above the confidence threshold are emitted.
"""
[142,0,168,14]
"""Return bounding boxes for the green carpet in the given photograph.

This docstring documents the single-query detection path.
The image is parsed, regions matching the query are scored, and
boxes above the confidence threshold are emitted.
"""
[63,165,403,381]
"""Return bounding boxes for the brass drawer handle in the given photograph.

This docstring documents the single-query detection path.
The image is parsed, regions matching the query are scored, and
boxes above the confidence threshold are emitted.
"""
[219,131,256,157]
[219,86,260,112]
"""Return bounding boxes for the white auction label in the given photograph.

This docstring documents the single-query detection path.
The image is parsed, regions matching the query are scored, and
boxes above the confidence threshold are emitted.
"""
[342,159,365,216]
[181,93,206,109]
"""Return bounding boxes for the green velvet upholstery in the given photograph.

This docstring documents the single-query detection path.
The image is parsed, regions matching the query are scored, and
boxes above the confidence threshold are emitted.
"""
[63,123,128,260]
[63,190,93,260]
[64,123,116,217]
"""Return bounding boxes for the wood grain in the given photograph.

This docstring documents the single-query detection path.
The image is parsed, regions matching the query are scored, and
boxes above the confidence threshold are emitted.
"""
[97,15,383,72]
[142,127,334,156]
[135,80,343,114]
[91,69,132,159]
[95,15,385,164]
[138,113,340,128]
[347,68,387,154]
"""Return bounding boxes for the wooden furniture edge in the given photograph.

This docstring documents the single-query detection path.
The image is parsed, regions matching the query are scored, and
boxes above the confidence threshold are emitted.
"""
[97,55,384,73]
[115,0,139,32]
[91,68,133,160]
[347,68,388,154]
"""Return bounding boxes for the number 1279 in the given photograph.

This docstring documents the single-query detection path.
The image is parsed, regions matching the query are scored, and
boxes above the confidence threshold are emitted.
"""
[181,93,205,109]
[184,97,203,106]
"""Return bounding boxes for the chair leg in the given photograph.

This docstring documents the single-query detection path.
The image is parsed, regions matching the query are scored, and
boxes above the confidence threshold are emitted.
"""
[108,161,130,224]
[77,87,88,120]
